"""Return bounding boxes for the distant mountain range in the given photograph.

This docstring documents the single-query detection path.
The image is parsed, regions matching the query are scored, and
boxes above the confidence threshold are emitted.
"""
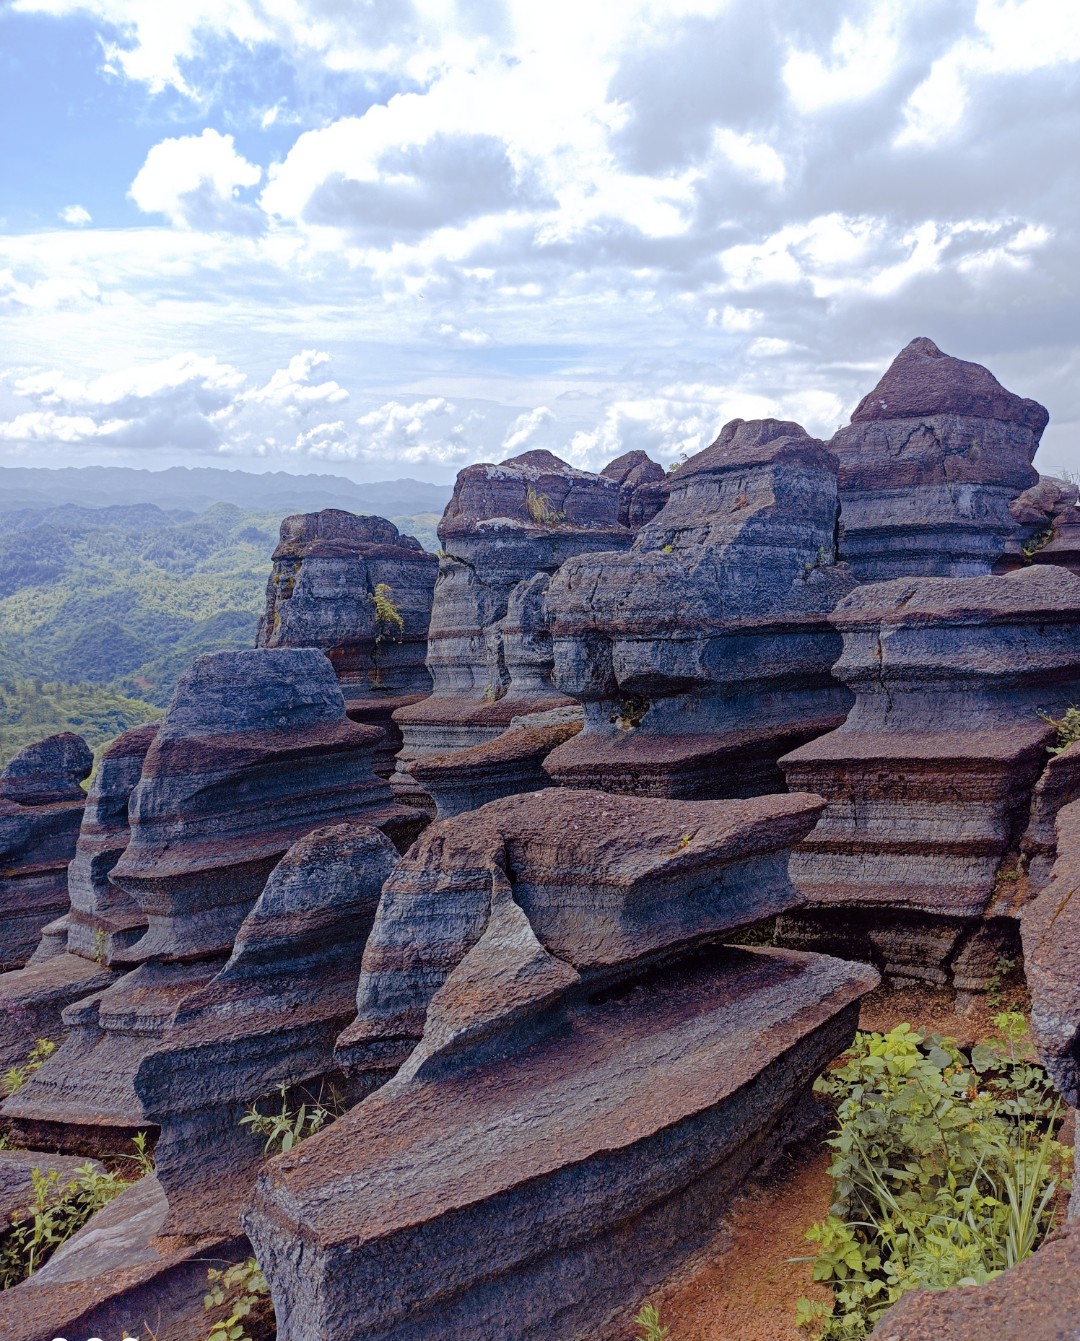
[0,465,453,519]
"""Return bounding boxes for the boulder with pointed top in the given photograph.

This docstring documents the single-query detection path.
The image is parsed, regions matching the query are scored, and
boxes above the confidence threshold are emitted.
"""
[833,337,1047,580]
[544,419,855,798]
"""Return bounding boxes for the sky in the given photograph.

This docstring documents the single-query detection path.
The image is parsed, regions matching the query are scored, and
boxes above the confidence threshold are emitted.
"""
[0,0,1078,485]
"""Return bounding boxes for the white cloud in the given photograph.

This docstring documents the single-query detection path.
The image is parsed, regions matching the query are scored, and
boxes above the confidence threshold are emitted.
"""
[59,204,92,226]
[502,406,555,454]
[130,129,262,232]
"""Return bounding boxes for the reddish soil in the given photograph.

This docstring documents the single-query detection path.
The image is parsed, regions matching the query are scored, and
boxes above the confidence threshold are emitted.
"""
[631,984,1020,1341]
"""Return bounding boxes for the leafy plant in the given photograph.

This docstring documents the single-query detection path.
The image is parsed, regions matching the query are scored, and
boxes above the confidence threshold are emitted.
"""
[794,1019,1070,1339]
[1038,704,1080,755]
[239,1082,339,1156]
[370,582,405,688]
[1022,528,1053,560]
[2,1038,56,1096]
[634,1301,671,1339]
[525,486,563,525]
[204,1257,272,1341]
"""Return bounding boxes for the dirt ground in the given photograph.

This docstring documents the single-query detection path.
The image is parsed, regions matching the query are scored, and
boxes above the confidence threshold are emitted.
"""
[629,984,1012,1341]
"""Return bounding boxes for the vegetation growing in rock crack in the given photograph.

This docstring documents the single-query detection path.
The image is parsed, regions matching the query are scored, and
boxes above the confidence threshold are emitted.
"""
[239,1081,341,1155]
[525,485,563,525]
[2,1037,56,1096]
[794,1016,1071,1339]
[634,1301,671,1339]
[1038,703,1080,754]
[204,1257,273,1341]
[0,1133,153,1288]
[370,582,405,687]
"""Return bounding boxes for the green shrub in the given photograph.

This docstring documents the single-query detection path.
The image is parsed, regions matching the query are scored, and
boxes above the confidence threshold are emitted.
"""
[204,1257,272,1341]
[239,1082,338,1156]
[2,1038,56,1097]
[1038,704,1080,755]
[795,1017,1070,1338]
[634,1302,671,1339]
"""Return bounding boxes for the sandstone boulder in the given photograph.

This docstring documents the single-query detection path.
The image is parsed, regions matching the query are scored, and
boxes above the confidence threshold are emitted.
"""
[544,419,855,798]
[0,732,91,972]
[257,509,439,778]
[833,337,1047,580]
[776,565,1080,991]
[392,450,647,810]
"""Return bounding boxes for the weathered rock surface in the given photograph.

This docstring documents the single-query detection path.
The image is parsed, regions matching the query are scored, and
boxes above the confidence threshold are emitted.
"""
[132,822,400,1236]
[0,733,91,972]
[0,724,156,1074]
[109,648,418,963]
[600,449,669,528]
[2,650,421,1157]
[995,475,1079,572]
[391,450,647,809]
[870,1224,1080,1340]
[544,419,855,798]
[776,565,1080,990]
[833,337,1047,580]
[251,948,874,1341]
[1020,739,1080,893]
[337,786,828,1072]
[257,508,439,778]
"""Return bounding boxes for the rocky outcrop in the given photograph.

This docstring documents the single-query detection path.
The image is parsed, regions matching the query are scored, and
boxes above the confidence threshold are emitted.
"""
[995,475,1079,572]
[1,648,423,1156]
[776,565,1080,991]
[251,786,876,1340]
[833,337,1047,580]
[0,733,91,972]
[0,724,156,1074]
[257,509,439,778]
[392,450,648,810]
[600,449,668,528]
[543,419,855,798]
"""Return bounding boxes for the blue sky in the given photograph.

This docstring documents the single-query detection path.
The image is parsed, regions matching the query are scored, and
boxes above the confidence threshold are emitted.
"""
[1,0,1078,484]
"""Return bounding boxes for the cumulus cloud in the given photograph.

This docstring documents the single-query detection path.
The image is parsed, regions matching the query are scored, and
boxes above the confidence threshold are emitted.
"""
[130,129,263,232]
[59,204,92,226]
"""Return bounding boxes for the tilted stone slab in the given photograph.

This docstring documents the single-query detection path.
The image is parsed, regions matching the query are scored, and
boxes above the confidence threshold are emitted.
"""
[248,946,875,1341]
[545,418,854,798]
[832,336,1047,580]
[777,565,1080,990]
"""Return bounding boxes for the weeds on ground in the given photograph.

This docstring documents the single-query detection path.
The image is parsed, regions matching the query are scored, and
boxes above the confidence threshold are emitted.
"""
[794,1015,1071,1338]
[0,1134,153,1288]
[634,1301,671,1339]
[2,1038,56,1096]
[204,1258,273,1341]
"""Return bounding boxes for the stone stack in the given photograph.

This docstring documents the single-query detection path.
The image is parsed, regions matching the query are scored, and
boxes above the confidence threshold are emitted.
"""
[776,565,1080,992]
[0,733,91,973]
[1,648,423,1156]
[392,450,649,811]
[544,419,855,799]
[252,786,876,1341]
[257,509,439,777]
[0,723,157,1071]
[832,337,1047,580]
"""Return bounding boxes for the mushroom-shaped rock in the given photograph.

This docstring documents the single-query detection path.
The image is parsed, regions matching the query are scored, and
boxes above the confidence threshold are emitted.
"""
[833,337,1047,580]
[544,418,855,799]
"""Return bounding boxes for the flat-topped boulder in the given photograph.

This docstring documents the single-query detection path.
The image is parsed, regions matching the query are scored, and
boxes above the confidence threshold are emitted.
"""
[337,785,827,1073]
[392,450,651,810]
[257,509,438,778]
[0,732,92,972]
[109,648,419,963]
[251,785,875,1341]
[833,337,1047,579]
[544,419,855,798]
[776,565,1080,991]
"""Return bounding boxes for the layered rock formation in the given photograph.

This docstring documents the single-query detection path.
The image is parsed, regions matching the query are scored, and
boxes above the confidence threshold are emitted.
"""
[776,565,1080,991]
[1,648,422,1155]
[544,419,855,798]
[0,732,91,973]
[391,450,649,809]
[257,509,439,777]
[995,475,1079,572]
[833,337,1047,580]
[253,787,876,1340]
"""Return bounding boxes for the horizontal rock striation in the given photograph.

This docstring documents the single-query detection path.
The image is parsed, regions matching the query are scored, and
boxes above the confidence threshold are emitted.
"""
[776,565,1080,990]
[257,509,439,778]
[251,787,875,1341]
[833,337,1047,580]
[0,733,91,973]
[544,419,855,798]
[392,450,649,809]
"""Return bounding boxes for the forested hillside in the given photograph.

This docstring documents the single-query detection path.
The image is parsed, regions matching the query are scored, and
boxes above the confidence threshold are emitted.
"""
[0,497,440,766]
